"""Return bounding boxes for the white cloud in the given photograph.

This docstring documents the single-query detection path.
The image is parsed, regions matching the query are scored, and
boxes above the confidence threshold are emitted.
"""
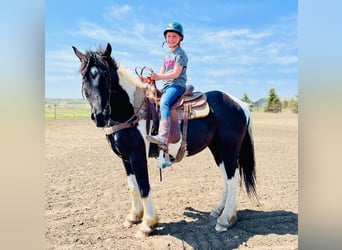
[46,3,297,100]
[70,20,142,47]
[270,55,297,65]
[45,49,79,75]
[75,20,115,42]
[103,5,132,21]
[206,68,247,77]
[45,75,77,82]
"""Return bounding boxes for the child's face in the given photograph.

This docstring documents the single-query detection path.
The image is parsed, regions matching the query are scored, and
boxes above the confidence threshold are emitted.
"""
[165,32,182,48]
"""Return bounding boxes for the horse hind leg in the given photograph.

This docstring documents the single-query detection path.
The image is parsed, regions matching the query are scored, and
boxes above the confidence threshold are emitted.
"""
[215,162,240,232]
[210,164,228,218]
[208,142,230,220]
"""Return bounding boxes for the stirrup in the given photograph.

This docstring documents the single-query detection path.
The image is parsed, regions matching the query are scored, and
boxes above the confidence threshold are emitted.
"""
[157,150,172,169]
[146,135,167,145]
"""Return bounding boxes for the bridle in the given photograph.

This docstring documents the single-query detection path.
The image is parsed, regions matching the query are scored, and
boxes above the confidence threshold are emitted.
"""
[81,53,156,136]
[105,66,157,135]
[81,53,112,124]
[102,64,155,136]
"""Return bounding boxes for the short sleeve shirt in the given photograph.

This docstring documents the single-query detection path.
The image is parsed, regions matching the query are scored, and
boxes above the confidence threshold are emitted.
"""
[163,47,188,89]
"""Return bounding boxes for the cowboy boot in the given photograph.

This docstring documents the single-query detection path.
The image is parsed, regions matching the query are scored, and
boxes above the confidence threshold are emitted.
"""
[146,118,170,146]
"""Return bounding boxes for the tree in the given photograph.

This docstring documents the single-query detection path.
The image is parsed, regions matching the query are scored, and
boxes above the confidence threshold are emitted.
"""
[282,99,289,109]
[289,95,298,113]
[265,88,282,113]
[281,95,298,113]
[241,93,251,104]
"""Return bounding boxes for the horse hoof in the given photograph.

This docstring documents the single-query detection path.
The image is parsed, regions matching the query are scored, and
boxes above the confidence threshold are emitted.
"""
[123,220,134,228]
[215,214,238,232]
[215,223,228,232]
[135,230,150,239]
[124,211,143,227]
[139,222,154,234]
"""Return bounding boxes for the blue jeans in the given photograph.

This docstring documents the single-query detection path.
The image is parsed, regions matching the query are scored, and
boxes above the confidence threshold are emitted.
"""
[160,84,185,120]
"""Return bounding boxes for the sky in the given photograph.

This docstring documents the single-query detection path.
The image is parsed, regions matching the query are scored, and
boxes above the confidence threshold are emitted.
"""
[45,0,298,101]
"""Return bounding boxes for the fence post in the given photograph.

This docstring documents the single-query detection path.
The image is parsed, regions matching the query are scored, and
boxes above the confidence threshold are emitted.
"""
[54,104,57,119]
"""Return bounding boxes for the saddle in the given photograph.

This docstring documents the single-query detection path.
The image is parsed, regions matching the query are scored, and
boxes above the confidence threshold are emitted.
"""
[134,72,210,166]
[138,85,209,137]
[171,86,209,120]
[134,83,210,165]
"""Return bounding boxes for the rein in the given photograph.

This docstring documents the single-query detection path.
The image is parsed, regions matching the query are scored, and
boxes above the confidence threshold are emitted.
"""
[104,66,155,136]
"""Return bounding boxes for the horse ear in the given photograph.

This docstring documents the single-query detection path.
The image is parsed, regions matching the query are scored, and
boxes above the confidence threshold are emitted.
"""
[102,43,112,58]
[72,46,85,61]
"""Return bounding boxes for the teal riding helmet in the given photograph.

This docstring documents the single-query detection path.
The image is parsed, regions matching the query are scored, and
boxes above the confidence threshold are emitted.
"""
[163,22,184,40]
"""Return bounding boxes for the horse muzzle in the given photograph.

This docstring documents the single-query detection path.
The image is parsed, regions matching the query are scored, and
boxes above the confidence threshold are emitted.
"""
[91,104,111,127]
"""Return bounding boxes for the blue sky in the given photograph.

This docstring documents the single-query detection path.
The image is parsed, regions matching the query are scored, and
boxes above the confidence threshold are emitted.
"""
[45,0,297,101]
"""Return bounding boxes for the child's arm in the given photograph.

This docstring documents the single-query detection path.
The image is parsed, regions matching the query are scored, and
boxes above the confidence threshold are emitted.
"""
[150,65,183,81]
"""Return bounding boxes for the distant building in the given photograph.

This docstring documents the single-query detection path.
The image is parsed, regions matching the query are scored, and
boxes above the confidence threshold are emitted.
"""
[251,98,266,109]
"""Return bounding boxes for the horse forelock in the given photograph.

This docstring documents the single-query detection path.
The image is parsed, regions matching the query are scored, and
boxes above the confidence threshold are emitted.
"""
[79,52,98,75]
[78,46,146,109]
[79,46,118,75]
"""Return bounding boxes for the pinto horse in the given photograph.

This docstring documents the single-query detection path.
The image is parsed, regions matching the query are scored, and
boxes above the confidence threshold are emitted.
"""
[72,43,257,238]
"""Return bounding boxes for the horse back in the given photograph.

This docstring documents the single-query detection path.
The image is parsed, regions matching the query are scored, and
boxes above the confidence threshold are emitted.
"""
[205,90,250,127]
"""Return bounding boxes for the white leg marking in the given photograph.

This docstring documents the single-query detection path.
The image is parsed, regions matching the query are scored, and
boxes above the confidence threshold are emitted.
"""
[215,166,240,232]
[135,193,159,238]
[124,174,143,227]
[210,163,228,217]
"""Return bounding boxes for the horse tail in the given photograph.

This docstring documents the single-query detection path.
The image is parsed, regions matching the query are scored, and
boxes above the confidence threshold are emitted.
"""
[238,117,257,199]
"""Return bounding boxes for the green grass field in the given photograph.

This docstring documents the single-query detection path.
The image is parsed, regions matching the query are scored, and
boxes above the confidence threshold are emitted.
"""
[45,106,91,119]
[45,106,297,120]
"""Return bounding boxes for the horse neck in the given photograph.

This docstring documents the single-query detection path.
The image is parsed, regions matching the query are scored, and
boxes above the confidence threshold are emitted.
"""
[109,82,135,123]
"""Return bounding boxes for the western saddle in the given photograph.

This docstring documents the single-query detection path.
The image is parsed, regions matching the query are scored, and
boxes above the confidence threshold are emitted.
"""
[133,67,209,168]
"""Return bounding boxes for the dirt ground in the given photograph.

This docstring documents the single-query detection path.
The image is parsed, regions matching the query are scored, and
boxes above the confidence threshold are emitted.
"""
[45,112,298,250]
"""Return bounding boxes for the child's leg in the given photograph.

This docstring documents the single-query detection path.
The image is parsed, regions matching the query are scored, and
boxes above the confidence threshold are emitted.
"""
[147,85,185,145]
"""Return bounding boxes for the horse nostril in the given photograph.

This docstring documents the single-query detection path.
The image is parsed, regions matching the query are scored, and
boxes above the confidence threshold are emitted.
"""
[93,113,106,127]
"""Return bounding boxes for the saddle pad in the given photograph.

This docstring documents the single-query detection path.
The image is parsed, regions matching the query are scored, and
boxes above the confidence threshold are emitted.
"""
[174,100,210,120]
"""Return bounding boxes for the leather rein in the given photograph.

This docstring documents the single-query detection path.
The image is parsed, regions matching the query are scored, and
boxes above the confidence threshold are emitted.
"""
[104,66,155,136]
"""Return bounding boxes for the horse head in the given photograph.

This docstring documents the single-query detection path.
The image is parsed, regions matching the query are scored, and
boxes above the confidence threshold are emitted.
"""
[72,43,118,127]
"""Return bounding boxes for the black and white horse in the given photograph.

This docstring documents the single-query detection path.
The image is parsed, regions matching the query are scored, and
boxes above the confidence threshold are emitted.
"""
[72,43,257,238]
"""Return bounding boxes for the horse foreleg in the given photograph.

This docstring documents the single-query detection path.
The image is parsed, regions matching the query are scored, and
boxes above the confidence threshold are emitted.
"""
[127,155,158,238]
[135,193,159,238]
[215,164,239,232]
[124,174,144,227]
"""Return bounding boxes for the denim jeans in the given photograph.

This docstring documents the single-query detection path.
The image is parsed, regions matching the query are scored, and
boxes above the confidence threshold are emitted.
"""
[160,84,185,120]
